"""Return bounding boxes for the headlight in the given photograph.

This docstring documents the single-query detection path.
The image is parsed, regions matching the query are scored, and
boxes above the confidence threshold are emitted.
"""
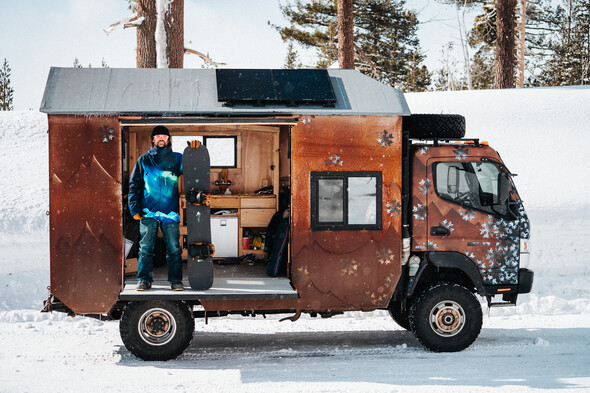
[519,238,531,269]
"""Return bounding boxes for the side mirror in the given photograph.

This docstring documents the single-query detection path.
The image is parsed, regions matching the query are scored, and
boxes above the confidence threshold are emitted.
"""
[498,172,510,206]
[447,166,459,194]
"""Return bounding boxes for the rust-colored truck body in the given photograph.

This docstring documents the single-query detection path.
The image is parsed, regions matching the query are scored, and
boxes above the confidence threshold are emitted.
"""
[41,68,533,359]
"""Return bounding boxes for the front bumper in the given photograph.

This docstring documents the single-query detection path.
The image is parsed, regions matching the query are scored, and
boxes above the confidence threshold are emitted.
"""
[518,268,534,294]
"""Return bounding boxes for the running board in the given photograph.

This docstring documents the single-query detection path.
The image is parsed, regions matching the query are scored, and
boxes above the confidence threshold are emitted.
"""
[119,277,298,301]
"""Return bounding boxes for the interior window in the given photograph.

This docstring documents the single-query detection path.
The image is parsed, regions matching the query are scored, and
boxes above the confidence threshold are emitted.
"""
[435,161,504,214]
[312,171,381,230]
[172,135,237,168]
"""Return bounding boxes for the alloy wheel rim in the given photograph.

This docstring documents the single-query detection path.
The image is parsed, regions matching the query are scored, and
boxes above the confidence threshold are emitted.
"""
[429,300,466,337]
[138,308,177,346]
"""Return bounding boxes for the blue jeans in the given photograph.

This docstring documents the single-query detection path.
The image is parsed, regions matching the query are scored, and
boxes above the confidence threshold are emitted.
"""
[137,218,183,283]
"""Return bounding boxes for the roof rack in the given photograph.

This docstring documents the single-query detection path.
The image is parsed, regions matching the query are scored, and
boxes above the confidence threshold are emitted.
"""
[413,138,482,146]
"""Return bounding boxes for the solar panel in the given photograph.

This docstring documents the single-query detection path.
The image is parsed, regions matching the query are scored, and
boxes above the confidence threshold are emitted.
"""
[216,69,336,107]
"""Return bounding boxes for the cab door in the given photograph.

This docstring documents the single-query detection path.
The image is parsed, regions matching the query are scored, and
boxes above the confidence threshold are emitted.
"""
[426,158,520,286]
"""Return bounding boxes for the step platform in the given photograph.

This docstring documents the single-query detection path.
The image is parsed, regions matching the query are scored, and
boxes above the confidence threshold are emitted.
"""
[120,276,298,301]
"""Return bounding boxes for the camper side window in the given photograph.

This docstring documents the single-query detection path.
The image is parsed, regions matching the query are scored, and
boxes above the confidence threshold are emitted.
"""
[311,171,382,231]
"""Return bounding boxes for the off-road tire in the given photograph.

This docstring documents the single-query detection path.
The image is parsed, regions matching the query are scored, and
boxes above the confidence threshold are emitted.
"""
[388,300,411,331]
[120,301,194,361]
[403,114,466,139]
[409,283,482,352]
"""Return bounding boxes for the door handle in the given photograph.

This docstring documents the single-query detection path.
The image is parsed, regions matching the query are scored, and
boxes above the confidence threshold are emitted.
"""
[430,226,450,236]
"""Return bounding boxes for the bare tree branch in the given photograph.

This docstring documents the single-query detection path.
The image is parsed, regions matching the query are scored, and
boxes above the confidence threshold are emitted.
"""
[184,48,227,68]
[354,44,379,78]
[104,14,143,35]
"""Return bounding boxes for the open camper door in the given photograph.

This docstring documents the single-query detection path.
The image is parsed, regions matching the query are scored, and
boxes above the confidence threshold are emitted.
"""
[48,115,123,314]
[290,115,404,310]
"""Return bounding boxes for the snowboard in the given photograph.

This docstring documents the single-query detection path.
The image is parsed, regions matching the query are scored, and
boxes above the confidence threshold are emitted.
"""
[183,141,214,290]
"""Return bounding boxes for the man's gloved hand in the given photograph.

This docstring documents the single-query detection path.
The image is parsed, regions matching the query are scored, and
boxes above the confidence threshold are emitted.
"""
[133,213,142,220]
[190,140,201,148]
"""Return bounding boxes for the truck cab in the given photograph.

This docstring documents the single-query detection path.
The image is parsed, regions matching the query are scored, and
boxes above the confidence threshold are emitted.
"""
[40,68,533,360]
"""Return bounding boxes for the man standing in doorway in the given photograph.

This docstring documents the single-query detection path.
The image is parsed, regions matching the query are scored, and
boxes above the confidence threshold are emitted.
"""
[128,126,184,291]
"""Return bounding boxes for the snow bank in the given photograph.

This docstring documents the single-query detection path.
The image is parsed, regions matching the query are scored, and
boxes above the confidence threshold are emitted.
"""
[405,86,590,210]
[0,110,48,234]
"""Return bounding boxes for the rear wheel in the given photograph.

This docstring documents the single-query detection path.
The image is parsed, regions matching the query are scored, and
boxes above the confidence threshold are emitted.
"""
[119,301,194,361]
[410,283,482,352]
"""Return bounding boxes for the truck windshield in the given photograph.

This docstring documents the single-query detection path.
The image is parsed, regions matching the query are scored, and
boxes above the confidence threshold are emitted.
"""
[435,161,507,216]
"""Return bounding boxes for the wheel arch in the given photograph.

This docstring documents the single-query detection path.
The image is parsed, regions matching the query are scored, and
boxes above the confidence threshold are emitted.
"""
[409,252,485,296]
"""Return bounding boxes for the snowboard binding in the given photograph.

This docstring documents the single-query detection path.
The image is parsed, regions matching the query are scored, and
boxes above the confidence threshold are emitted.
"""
[188,242,216,259]
[186,188,210,206]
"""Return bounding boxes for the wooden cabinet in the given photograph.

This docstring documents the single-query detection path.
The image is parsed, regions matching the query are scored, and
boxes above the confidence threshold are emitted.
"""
[238,195,276,257]
[240,208,275,227]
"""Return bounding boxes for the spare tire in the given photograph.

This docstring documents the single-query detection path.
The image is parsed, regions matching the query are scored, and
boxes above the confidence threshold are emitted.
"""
[403,114,465,139]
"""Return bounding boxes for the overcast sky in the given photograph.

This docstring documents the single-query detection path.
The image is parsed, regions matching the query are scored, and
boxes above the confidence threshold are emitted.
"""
[1,0,469,110]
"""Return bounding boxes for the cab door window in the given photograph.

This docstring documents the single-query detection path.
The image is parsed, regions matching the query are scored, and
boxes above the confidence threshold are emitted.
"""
[434,161,507,216]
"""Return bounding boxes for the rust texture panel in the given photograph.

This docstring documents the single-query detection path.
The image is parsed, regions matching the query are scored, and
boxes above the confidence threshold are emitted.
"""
[202,115,403,312]
[410,144,529,286]
[48,115,123,314]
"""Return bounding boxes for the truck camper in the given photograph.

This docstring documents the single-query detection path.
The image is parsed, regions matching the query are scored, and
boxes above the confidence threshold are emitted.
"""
[40,68,533,360]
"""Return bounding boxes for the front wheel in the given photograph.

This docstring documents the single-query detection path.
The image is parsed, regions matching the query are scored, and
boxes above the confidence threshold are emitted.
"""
[388,300,411,331]
[119,301,194,361]
[410,283,482,352]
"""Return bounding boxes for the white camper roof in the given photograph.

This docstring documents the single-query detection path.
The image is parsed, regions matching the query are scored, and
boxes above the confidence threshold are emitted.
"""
[40,67,410,116]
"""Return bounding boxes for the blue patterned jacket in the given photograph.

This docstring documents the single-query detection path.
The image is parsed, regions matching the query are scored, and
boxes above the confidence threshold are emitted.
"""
[128,146,183,221]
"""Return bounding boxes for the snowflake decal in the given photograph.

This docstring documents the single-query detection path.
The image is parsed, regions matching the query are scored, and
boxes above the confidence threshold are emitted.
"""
[385,200,401,216]
[360,290,388,306]
[384,273,396,289]
[340,258,359,276]
[301,116,313,125]
[98,126,115,143]
[419,146,429,155]
[453,147,469,160]
[325,154,343,167]
[459,208,476,221]
[419,178,431,195]
[376,248,395,265]
[418,241,438,251]
[440,219,454,232]
[412,203,426,221]
[377,130,394,147]
[479,216,500,238]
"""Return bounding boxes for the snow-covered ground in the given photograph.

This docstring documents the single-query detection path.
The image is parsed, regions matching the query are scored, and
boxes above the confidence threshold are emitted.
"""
[1,86,590,392]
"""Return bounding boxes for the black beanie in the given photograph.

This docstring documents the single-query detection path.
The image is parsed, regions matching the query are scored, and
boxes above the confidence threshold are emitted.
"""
[151,125,170,138]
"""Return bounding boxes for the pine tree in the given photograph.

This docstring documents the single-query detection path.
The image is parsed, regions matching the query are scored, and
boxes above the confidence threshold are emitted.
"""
[469,0,558,86]
[284,41,303,69]
[0,59,14,111]
[540,0,590,85]
[433,42,467,91]
[470,45,495,89]
[272,0,430,92]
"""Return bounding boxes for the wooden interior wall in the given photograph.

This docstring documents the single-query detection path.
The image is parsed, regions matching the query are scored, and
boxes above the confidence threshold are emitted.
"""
[48,115,123,314]
[127,125,279,195]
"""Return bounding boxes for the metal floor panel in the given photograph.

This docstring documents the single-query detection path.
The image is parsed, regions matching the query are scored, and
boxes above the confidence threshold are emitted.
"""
[120,276,298,301]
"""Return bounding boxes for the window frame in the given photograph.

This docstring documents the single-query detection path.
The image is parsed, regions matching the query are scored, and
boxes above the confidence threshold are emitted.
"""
[172,134,239,169]
[432,160,508,217]
[310,171,382,231]
[203,135,238,169]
